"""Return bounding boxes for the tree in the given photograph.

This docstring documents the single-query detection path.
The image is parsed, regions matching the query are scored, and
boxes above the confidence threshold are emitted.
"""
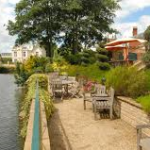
[96,47,110,70]
[144,25,150,51]
[7,0,120,57]
[60,0,120,54]
[7,0,62,58]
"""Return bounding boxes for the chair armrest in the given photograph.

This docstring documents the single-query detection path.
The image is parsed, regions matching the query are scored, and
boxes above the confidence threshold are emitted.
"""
[136,124,150,129]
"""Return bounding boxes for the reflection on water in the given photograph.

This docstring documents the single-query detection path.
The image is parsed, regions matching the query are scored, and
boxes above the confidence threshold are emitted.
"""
[0,74,25,150]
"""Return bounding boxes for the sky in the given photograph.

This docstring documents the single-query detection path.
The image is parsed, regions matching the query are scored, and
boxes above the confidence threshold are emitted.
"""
[1,0,150,53]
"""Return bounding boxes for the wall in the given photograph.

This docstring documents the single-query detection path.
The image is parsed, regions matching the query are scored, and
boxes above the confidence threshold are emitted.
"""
[24,100,51,150]
[118,96,150,136]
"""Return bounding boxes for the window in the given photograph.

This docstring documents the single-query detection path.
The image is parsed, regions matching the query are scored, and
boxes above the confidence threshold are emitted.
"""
[14,52,17,57]
[22,51,26,57]
[36,52,39,56]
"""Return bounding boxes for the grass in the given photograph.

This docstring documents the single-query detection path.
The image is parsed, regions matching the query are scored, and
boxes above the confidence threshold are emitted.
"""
[67,64,108,82]
[137,95,150,114]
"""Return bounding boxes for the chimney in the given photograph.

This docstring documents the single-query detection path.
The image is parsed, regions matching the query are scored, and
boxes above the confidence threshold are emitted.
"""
[133,26,138,36]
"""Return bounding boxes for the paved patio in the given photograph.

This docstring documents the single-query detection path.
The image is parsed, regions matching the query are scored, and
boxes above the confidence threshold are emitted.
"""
[49,98,137,150]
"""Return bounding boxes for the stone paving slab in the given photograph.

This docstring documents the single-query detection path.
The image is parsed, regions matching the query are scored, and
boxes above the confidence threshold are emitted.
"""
[49,98,137,150]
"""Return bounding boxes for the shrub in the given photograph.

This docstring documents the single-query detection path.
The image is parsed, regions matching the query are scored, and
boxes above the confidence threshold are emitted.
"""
[97,62,111,70]
[0,66,15,73]
[24,56,49,72]
[67,64,107,82]
[96,47,110,70]
[65,53,82,65]
[142,51,150,67]
[45,63,53,73]
[137,95,150,114]
[20,74,54,138]
[106,66,148,98]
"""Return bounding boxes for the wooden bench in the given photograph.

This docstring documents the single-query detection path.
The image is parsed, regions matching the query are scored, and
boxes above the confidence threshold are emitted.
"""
[136,124,150,150]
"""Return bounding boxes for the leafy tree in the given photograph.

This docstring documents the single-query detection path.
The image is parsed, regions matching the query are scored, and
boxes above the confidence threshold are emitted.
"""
[142,26,150,66]
[60,0,120,54]
[7,0,62,58]
[144,25,150,51]
[81,49,96,66]
[7,0,120,57]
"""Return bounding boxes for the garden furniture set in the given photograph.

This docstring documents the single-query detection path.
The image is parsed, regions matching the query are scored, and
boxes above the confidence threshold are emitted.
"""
[136,124,150,150]
[49,73,81,100]
[83,82,115,120]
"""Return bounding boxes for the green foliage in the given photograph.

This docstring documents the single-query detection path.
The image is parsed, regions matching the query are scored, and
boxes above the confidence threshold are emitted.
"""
[96,47,110,70]
[142,51,150,67]
[144,25,150,51]
[45,63,53,73]
[97,62,111,70]
[106,66,148,98]
[81,50,96,66]
[14,56,50,86]
[66,53,82,65]
[24,56,49,72]
[67,64,107,82]
[1,58,12,64]
[15,63,31,86]
[20,74,54,138]
[0,66,15,73]
[137,95,150,114]
[7,0,120,57]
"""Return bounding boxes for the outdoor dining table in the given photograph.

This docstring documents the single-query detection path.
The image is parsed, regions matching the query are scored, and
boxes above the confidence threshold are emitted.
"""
[61,79,77,95]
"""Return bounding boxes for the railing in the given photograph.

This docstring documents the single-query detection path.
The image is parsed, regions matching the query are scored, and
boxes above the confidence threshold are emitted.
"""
[24,80,51,150]
[31,81,40,150]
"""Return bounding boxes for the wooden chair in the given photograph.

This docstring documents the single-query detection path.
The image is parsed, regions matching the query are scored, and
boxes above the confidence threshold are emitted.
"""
[136,124,150,150]
[93,87,115,120]
[51,80,64,100]
[68,81,82,98]
[83,83,100,110]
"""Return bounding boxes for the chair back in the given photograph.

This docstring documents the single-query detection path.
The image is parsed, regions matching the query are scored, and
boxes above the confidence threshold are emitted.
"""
[95,84,106,96]
[109,87,115,105]
[51,80,63,92]
[51,71,59,79]
[68,76,76,81]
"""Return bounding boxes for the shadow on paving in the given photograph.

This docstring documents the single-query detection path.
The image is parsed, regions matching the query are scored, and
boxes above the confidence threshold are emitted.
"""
[48,108,72,150]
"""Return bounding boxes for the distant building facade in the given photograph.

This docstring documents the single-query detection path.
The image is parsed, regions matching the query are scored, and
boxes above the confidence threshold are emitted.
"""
[109,26,146,62]
[12,43,46,63]
[0,53,12,58]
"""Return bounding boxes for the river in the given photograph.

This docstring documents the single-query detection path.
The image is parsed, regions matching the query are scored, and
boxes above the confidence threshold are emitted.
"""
[0,74,24,150]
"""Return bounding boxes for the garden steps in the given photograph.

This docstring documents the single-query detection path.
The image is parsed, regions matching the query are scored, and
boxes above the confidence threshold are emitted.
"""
[132,60,146,71]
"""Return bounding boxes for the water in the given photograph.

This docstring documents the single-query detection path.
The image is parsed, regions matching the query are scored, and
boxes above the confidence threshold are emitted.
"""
[0,74,23,150]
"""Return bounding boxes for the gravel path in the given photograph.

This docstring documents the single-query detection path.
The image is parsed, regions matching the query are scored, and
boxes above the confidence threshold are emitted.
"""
[49,98,137,150]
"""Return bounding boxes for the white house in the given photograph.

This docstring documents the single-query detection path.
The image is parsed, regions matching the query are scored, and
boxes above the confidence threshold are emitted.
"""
[12,43,46,63]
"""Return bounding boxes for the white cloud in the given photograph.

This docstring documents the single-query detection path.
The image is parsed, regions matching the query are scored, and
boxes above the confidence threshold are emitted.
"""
[116,0,150,20]
[0,0,19,53]
[113,15,150,38]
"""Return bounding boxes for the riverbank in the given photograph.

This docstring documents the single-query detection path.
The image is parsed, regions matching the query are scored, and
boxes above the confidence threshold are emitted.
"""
[0,65,15,73]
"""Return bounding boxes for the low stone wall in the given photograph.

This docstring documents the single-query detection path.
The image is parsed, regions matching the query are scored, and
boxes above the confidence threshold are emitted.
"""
[24,100,51,150]
[118,96,150,136]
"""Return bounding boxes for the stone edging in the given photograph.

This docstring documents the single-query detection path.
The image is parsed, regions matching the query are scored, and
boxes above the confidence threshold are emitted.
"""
[24,100,51,150]
[117,96,142,109]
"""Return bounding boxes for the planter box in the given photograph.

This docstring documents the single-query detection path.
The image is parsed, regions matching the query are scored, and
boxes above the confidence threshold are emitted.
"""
[117,96,150,136]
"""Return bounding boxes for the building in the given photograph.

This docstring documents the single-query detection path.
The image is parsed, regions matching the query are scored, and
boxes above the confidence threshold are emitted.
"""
[0,53,12,64]
[0,53,12,58]
[106,27,146,63]
[12,43,46,63]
